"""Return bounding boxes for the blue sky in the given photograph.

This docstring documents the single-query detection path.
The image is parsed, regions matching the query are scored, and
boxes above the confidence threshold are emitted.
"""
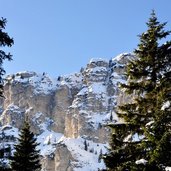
[1,0,171,77]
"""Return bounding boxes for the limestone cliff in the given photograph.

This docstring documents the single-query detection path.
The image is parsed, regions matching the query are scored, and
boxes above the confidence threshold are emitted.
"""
[0,53,133,171]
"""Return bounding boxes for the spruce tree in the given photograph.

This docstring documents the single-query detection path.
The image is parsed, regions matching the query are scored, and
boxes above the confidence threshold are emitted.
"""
[0,17,14,96]
[146,65,171,169]
[0,17,13,170]
[10,121,41,171]
[103,11,171,171]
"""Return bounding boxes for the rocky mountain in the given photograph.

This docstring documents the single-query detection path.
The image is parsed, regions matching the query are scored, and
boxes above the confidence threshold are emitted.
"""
[0,53,134,171]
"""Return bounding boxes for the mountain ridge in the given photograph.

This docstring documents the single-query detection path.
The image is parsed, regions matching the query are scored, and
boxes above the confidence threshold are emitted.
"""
[0,53,133,171]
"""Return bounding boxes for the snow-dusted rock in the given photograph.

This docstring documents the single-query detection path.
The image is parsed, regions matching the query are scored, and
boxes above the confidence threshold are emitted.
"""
[0,104,25,129]
[0,53,132,171]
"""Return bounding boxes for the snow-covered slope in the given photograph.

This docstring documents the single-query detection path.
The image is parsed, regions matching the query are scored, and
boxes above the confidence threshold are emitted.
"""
[0,53,132,171]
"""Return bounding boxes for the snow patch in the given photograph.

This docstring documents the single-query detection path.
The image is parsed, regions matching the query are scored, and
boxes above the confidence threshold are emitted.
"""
[88,83,106,94]
[60,72,83,88]
[58,137,107,171]
[112,53,134,63]
[145,121,154,127]
[161,101,170,110]
[0,125,19,138]
[89,58,108,64]
[135,159,148,165]
[165,167,171,171]
[77,87,88,96]
[37,130,63,156]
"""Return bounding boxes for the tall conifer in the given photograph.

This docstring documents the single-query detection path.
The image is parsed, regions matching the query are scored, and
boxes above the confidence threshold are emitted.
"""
[0,17,14,96]
[10,121,41,171]
[103,11,171,171]
[0,17,13,170]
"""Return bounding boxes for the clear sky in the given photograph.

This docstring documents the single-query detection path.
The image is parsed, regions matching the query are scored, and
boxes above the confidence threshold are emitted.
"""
[1,0,171,77]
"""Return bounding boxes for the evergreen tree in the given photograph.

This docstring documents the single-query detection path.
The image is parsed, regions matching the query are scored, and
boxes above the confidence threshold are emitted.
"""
[84,139,88,151]
[0,18,13,169]
[0,17,14,96]
[103,11,171,171]
[10,121,41,171]
[147,68,171,169]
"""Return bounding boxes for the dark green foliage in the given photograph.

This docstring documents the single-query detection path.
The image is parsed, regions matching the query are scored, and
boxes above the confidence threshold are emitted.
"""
[103,11,171,171]
[0,17,14,96]
[10,121,41,171]
[0,165,11,171]
[110,112,113,121]
[84,139,88,151]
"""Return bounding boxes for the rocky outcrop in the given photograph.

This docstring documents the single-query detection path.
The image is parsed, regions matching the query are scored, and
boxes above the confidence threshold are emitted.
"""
[54,143,73,171]
[1,72,82,134]
[65,59,111,142]
[0,53,133,171]
[41,143,73,171]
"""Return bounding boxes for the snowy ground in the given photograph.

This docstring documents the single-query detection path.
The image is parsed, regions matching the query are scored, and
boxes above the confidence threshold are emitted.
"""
[58,136,107,171]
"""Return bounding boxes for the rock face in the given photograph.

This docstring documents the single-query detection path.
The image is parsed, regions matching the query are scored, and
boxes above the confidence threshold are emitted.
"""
[0,53,133,171]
